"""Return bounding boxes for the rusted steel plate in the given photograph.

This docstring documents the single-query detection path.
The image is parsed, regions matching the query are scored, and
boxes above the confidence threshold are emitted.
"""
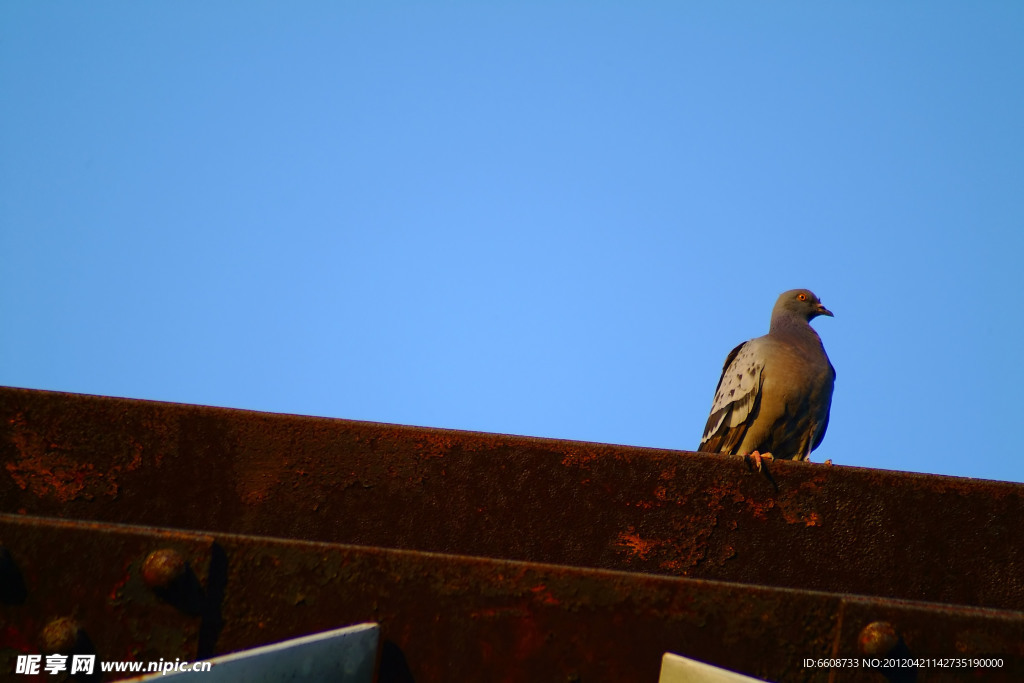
[3,515,1023,682]
[0,515,215,680]
[830,599,1024,683]
[2,386,1023,613]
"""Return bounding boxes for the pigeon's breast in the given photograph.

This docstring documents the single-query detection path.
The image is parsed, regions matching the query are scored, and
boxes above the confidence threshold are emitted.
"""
[761,338,832,404]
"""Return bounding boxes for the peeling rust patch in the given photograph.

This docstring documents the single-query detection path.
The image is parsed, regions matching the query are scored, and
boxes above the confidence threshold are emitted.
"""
[614,528,659,561]
[5,411,146,503]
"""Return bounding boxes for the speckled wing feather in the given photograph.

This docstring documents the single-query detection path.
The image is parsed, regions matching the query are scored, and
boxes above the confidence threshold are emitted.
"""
[699,340,765,454]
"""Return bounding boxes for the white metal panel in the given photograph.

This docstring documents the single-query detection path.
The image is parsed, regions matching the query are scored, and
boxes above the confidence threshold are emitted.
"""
[121,622,379,682]
[659,652,767,683]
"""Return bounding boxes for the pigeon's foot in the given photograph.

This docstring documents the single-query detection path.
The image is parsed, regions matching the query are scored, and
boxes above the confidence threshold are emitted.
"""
[745,450,774,472]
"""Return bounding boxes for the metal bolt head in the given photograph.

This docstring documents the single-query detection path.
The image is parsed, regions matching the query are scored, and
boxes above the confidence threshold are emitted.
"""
[858,620,899,656]
[142,548,187,589]
[41,617,80,653]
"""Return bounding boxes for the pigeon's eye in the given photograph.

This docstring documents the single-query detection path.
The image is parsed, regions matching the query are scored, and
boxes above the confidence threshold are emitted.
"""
[797,293,807,301]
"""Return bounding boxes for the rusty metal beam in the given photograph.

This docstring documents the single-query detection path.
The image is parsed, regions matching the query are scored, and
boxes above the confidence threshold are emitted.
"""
[0,518,216,680]
[2,386,1023,615]
[2,515,1022,682]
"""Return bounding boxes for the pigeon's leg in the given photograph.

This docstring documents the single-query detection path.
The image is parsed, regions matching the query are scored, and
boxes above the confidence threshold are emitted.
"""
[746,450,774,472]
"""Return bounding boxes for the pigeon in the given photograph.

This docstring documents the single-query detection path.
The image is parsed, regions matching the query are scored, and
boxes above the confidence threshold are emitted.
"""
[698,289,835,469]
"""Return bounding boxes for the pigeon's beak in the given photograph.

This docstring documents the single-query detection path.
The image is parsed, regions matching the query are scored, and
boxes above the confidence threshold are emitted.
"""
[815,303,834,318]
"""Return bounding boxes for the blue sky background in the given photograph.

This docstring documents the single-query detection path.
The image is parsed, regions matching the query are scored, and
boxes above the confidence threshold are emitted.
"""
[2,3,1022,484]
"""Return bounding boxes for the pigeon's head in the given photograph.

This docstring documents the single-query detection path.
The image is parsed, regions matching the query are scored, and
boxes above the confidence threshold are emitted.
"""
[775,289,833,323]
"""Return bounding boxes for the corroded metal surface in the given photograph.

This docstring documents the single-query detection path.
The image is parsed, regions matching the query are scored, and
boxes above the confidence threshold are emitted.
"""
[2,515,1022,682]
[0,515,217,679]
[2,386,1023,614]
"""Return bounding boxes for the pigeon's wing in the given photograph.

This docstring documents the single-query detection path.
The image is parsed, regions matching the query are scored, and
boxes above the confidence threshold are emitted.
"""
[698,340,765,455]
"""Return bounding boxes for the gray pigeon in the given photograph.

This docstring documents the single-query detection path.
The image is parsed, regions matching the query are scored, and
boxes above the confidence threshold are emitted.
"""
[698,289,835,468]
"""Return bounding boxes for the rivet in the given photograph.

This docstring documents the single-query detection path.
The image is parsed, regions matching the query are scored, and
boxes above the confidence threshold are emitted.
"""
[142,549,187,589]
[40,617,80,653]
[858,620,899,656]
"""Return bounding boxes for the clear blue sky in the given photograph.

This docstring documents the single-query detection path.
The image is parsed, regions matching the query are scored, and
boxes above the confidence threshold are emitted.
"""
[2,4,1022,483]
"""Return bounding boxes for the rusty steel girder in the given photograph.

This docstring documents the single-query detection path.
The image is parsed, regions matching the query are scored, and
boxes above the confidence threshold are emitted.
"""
[2,514,1023,683]
[0,517,216,669]
[2,386,1023,615]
